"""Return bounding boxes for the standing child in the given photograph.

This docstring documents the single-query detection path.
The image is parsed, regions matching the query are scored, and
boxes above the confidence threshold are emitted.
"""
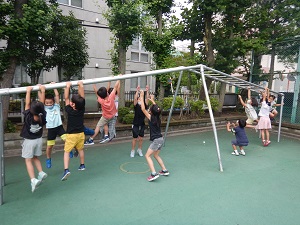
[130,85,149,157]
[139,90,169,182]
[257,88,272,146]
[39,82,66,168]
[21,85,48,192]
[84,78,120,145]
[61,81,86,181]
[238,87,258,125]
[226,119,249,156]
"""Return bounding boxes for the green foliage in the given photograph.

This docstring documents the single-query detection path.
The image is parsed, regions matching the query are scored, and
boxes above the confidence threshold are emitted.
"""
[5,120,16,133]
[118,107,130,123]
[0,0,88,83]
[104,0,144,74]
[162,96,184,110]
[189,100,205,117]
[209,97,219,111]
[9,100,21,112]
[122,113,134,124]
[18,82,38,99]
[51,12,89,81]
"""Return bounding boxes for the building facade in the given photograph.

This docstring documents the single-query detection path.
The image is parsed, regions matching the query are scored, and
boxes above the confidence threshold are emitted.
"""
[13,0,154,92]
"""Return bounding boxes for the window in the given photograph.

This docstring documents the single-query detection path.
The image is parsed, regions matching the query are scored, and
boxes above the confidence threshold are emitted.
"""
[130,71,148,90]
[57,0,82,7]
[130,37,149,62]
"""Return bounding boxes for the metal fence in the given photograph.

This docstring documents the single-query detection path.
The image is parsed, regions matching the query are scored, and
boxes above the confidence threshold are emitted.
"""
[251,39,300,124]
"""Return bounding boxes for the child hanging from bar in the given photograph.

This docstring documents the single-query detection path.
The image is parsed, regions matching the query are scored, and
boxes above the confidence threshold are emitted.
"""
[238,87,258,125]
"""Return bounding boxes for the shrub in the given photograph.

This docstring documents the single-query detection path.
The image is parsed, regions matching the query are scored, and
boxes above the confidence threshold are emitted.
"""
[162,96,184,111]
[5,120,16,133]
[118,107,130,123]
[189,100,205,117]
[208,97,219,111]
[9,100,21,112]
[122,113,134,124]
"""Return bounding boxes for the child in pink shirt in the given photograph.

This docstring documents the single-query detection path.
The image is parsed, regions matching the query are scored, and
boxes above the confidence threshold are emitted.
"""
[85,79,120,145]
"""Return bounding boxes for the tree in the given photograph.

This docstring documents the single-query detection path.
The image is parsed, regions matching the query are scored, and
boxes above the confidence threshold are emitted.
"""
[18,0,59,83]
[243,0,300,87]
[51,12,89,82]
[104,0,144,108]
[0,0,28,128]
[141,0,179,100]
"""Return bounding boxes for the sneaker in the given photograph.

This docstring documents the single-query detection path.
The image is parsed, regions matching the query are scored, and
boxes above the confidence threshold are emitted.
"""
[31,178,41,193]
[262,140,266,146]
[158,170,169,176]
[100,136,110,144]
[84,137,94,145]
[231,150,239,156]
[239,150,246,156]
[37,171,48,181]
[137,149,143,157]
[69,151,73,158]
[130,150,135,158]
[265,140,271,146]
[61,169,70,181]
[147,173,159,182]
[46,158,52,168]
[78,164,86,171]
[74,149,79,157]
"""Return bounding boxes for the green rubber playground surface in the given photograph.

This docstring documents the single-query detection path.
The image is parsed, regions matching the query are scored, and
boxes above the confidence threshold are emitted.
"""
[1,129,300,225]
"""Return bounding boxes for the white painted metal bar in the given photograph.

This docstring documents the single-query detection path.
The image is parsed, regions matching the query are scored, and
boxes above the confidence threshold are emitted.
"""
[163,71,183,145]
[0,99,4,205]
[200,65,223,172]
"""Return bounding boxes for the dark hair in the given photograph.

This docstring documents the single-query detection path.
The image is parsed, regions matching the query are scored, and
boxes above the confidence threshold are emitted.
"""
[238,119,246,128]
[71,94,85,110]
[45,93,55,102]
[108,87,117,95]
[269,95,276,100]
[97,87,108,99]
[30,101,46,125]
[150,104,161,126]
[251,97,258,107]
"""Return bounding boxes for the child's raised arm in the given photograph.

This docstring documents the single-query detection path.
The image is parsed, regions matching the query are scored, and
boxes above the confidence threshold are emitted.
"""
[238,95,247,107]
[50,82,60,104]
[133,86,140,106]
[25,86,33,110]
[77,81,84,98]
[37,84,45,103]
[145,85,149,105]
[64,82,71,106]
[139,90,151,120]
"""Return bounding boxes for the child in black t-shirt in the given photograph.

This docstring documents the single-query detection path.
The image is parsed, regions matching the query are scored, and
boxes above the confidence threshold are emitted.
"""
[61,81,86,181]
[130,85,149,158]
[20,85,48,192]
[139,90,169,182]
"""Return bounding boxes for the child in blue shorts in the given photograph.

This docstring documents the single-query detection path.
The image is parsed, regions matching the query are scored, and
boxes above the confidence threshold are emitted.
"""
[226,119,249,156]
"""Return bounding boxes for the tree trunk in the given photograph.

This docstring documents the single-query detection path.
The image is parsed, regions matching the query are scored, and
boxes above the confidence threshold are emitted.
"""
[268,44,275,89]
[157,9,165,101]
[199,12,215,100]
[187,39,195,91]
[217,82,226,116]
[1,0,28,128]
[118,43,126,108]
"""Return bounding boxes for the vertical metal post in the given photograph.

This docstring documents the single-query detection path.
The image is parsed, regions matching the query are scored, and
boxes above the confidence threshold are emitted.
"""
[200,66,223,172]
[163,71,183,145]
[0,98,4,205]
[277,95,284,142]
[291,47,300,123]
